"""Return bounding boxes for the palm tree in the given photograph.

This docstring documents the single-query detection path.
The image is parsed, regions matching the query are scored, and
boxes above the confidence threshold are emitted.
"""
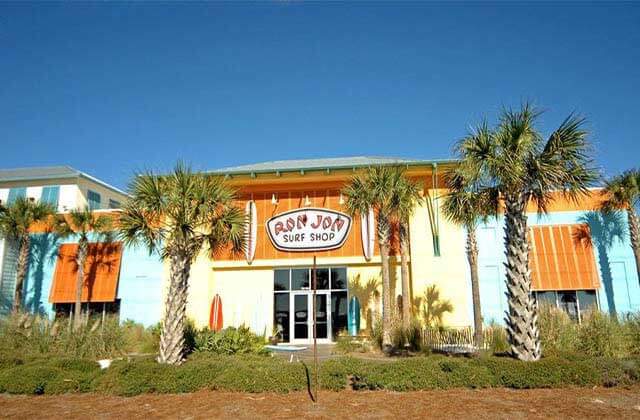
[0,197,55,312]
[600,169,640,286]
[118,163,245,365]
[454,104,597,361]
[343,166,396,354]
[389,168,423,329]
[53,206,113,329]
[442,169,498,348]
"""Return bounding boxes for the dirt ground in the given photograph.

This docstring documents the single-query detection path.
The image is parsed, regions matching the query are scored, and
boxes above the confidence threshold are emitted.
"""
[1,387,640,419]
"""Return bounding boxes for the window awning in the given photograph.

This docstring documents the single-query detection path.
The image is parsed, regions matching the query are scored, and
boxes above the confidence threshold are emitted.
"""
[49,242,123,303]
[529,224,600,291]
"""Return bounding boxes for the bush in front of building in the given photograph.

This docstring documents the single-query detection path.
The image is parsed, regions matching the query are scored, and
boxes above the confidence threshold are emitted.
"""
[0,353,638,395]
[0,357,101,394]
[538,307,640,358]
[193,325,267,355]
[370,316,424,353]
[0,313,160,360]
[95,353,307,395]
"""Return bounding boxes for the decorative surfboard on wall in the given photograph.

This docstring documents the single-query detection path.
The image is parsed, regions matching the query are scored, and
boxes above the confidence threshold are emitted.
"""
[209,294,223,332]
[245,200,257,264]
[348,296,361,336]
[360,208,375,261]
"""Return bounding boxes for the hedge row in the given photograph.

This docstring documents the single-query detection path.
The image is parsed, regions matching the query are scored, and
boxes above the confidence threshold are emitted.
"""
[0,354,638,395]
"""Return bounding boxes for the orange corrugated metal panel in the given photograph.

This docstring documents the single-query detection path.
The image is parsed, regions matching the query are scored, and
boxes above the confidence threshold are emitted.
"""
[49,242,123,303]
[216,187,370,261]
[529,224,600,291]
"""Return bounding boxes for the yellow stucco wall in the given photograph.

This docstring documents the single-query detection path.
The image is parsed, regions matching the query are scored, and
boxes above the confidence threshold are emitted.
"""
[166,194,473,335]
[408,188,471,328]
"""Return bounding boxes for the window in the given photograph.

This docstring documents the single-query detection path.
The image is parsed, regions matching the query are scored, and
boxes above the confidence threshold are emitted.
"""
[331,268,347,289]
[41,186,60,208]
[558,291,579,321]
[87,190,101,210]
[108,199,121,209]
[274,269,290,291]
[536,291,557,308]
[7,187,26,204]
[535,289,599,323]
[577,290,598,314]
[291,269,310,290]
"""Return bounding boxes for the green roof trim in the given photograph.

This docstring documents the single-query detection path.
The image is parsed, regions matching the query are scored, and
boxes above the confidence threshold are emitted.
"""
[210,156,458,177]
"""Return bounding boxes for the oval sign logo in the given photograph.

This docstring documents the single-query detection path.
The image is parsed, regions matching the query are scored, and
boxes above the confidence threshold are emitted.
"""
[266,208,352,252]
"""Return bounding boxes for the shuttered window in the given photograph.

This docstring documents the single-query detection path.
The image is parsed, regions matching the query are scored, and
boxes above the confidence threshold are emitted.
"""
[7,187,26,204]
[529,224,600,291]
[49,242,123,303]
[41,186,60,208]
[87,190,101,210]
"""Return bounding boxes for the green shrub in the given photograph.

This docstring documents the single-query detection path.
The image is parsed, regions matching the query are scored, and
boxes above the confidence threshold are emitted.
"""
[623,313,640,356]
[0,313,158,360]
[371,316,423,352]
[0,357,101,394]
[577,311,626,358]
[538,307,640,358]
[538,306,579,356]
[96,354,307,395]
[333,333,371,354]
[485,323,509,354]
[121,319,159,354]
[194,326,266,355]
[1,353,639,395]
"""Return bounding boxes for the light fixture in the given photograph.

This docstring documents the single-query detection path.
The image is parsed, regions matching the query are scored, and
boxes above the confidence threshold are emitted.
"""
[304,194,311,206]
[339,193,345,205]
[271,193,278,205]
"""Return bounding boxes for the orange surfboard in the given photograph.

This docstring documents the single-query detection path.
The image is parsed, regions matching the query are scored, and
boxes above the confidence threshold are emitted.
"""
[209,294,223,332]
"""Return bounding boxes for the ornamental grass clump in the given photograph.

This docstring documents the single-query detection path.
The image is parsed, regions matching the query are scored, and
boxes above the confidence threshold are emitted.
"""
[0,313,159,360]
[538,306,640,358]
[194,325,267,355]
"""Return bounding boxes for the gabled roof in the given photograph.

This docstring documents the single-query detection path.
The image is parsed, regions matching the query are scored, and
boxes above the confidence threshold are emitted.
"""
[212,156,456,176]
[0,165,128,197]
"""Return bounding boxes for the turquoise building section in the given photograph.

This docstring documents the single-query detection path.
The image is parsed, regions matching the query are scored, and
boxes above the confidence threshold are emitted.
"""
[474,210,640,324]
[0,239,19,315]
[18,232,163,326]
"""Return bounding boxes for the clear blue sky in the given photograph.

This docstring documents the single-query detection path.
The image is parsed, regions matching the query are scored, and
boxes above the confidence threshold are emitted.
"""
[2,2,639,190]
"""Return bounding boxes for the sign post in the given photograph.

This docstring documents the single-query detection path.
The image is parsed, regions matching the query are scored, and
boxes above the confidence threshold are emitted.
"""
[265,207,353,404]
[312,255,318,403]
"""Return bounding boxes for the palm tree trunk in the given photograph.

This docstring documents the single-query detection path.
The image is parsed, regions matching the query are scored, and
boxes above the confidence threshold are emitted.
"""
[158,250,191,365]
[399,221,411,329]
[377,214,393,354]
[74,240,88,330]
[466,225,483,350]
[12,234,30,313]
[627,207,640,287]
[503,193,540,361]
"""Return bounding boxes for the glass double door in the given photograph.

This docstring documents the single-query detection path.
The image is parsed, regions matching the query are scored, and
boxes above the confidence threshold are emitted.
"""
[291,291,331,344]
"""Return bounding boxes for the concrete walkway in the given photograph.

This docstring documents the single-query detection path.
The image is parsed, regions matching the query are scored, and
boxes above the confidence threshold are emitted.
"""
[269,344,337,362]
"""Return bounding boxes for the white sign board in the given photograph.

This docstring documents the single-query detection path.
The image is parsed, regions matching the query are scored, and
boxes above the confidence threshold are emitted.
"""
[266,208,352,252]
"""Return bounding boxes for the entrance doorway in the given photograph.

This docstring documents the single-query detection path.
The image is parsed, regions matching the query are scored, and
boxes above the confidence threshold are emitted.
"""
[273,267,348,343]
[291,291,331,343]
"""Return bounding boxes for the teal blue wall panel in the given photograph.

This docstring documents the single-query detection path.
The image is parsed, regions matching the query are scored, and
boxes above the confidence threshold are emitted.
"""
[0,239,19,315]
[476,210,640,324]
[20,233,163,326]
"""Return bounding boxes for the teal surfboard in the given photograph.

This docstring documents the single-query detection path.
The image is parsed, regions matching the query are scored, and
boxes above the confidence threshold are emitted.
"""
[348,296,361,336]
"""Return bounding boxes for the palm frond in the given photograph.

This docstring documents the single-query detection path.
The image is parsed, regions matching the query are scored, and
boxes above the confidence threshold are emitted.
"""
[600,169,640,213]
[528,113,597,213]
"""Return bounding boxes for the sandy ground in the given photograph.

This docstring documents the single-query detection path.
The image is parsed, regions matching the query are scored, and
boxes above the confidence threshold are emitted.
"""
[1,387,640,419]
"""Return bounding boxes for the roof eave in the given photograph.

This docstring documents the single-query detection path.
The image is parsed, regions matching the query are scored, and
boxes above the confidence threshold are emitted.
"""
[210,158,459,178]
